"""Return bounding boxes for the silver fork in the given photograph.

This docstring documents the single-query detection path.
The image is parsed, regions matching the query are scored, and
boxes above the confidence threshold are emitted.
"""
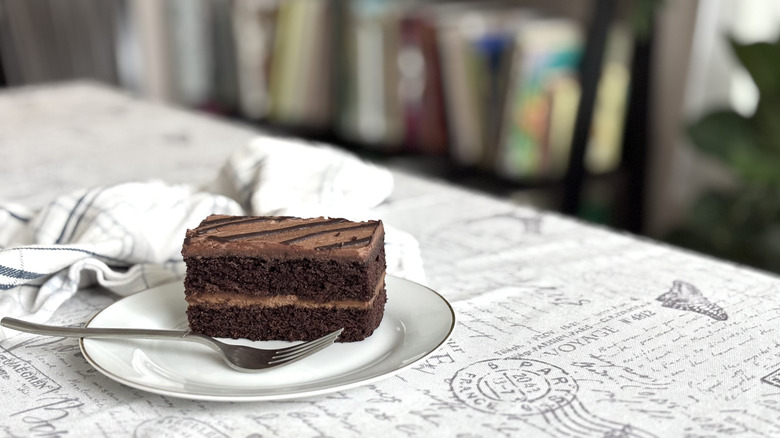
[0,317,343,373]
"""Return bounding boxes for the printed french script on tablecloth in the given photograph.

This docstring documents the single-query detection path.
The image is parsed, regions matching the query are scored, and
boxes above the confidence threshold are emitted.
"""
[439,274,780,437]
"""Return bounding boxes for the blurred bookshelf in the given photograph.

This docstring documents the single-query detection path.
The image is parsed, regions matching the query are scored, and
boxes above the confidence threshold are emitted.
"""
[0,0,652,233]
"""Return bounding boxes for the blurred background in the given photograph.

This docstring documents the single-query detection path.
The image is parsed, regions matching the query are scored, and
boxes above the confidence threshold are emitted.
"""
[2,0,780,273]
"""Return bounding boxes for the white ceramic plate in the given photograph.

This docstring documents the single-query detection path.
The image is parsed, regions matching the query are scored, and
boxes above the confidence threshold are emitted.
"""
[80,276,455,401]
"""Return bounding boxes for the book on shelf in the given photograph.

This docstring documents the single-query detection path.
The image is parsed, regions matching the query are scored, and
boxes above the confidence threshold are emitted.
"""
[495,17,584,181]
[434,4,534,165]
[436,13,483,166]
[586,23,633,175]
[165,0,214,108]
[267,0,304,124]
[397,5,448,155]
[338,0,404,151]
[268,0,334,128]
[129,0,173,101]
[436,5,570,174]
[232,0,280,120]
[339,1,452,155]
[209,0,239,114]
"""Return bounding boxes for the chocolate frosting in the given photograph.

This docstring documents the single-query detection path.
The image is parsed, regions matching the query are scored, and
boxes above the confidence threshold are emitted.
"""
[182,215,384,262]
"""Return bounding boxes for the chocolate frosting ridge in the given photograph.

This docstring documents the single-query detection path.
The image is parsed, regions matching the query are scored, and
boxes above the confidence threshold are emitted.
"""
[182,215,384,261]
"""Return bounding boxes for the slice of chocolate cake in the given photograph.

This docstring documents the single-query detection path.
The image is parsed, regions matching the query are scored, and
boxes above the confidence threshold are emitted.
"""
[181,215,386,342]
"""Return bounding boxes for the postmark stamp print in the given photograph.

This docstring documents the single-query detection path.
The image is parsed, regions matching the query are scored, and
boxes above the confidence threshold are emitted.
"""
[451,358,658,438]
[451,358,577,416]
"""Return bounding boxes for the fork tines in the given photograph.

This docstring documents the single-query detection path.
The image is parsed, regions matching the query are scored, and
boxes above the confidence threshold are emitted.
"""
[270,328,344,366]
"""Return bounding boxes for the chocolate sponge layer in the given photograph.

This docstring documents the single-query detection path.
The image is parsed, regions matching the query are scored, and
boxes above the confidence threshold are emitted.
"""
[183,247,385,302]
[186,287,387,343]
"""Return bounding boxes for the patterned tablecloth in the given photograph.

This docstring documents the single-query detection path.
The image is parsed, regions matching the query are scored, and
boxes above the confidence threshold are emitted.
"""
[2,82,780,437]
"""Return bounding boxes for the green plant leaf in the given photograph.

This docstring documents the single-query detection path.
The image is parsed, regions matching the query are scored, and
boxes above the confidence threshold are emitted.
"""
[753,100,780,151]
[729,145,780,186]
[688,110,780,185]
[687,110,755,160]
[730,37,780,99]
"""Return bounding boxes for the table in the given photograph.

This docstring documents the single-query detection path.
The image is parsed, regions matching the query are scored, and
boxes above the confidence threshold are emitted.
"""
[3,82,780,437]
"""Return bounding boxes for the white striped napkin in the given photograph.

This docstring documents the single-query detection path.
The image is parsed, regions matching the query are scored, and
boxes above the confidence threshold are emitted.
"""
[0,137,424,339]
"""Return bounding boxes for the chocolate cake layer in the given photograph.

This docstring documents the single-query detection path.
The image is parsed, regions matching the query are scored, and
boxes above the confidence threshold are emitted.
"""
[183,247,385,301]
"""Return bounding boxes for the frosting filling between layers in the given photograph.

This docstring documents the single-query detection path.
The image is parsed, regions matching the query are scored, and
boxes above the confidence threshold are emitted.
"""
[186,277,385,309]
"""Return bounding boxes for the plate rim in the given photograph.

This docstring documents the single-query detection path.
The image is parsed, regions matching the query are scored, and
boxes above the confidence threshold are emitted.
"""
[79,275,456,402]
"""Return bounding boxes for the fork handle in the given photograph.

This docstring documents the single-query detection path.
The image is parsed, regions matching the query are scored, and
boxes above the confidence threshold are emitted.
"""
[1,317,189,340]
